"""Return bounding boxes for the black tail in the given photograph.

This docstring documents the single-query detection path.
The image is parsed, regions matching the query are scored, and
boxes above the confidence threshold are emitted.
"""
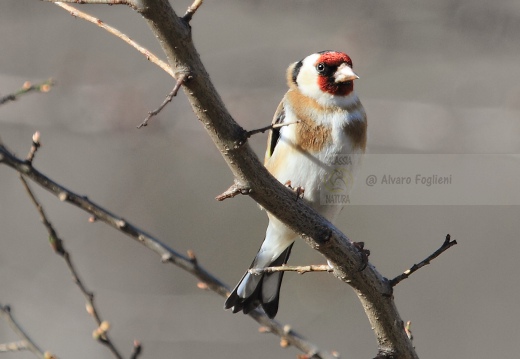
[224,243,293,319]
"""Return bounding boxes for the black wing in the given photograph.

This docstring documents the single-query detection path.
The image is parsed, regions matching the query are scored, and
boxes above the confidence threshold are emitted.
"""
[264,100,285,163]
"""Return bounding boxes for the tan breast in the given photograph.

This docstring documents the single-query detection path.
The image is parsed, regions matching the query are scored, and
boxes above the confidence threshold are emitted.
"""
[287,90,367,153]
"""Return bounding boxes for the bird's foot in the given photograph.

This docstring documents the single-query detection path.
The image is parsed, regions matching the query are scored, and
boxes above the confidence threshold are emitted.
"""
[284,180,305,201]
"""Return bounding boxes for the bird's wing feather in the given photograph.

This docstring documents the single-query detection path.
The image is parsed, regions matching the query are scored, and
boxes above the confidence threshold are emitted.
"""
[264,99,285,164]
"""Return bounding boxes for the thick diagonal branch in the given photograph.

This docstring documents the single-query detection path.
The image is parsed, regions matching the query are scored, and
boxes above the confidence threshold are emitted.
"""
[136,1,417,357]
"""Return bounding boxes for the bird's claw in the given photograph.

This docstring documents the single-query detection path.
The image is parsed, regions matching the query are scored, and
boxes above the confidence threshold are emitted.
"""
[284,180,305,201]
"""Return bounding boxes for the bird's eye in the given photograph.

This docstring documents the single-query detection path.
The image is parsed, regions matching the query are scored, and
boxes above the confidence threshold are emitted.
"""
[316,63,326,74]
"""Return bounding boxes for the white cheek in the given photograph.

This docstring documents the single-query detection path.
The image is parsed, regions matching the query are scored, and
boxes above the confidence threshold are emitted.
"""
[296,54,323,100]
[297,68,322,99]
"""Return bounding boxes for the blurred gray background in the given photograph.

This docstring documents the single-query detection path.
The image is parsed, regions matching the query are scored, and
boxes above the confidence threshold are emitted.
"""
[1,0,519,358]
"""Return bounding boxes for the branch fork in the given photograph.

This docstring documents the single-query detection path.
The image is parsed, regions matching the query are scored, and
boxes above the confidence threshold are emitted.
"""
[182,0,204,23]
[234,120,300,148]
[137,73,188,128]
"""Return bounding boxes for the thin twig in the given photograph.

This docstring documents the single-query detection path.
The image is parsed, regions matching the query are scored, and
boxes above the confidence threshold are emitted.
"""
[390,234,457,287]
[54,2,174,78]
[137,74,187,128]
[26,131,41,165]
[0,340,29,353]
[0,79,54,106]
[182,0,203,23]
[0,142,337,359]
[234,120,300,148]
[18,175,125,359]
[215,181,252,201]
[249,264,333,275]
[0,304,46,358]
[247,120,300,139]
[50,0,131,4]
[19,175,64,255]
[130,340,142,359]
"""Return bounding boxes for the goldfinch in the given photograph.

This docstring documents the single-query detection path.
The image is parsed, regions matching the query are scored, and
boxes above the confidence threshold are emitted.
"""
[225,51,367,318]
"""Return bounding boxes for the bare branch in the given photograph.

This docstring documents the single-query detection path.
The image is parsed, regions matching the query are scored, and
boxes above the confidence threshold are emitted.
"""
[50,0,133,5]
[0,79,54,106]
[215,181,252,201]
[137,73,187,128]
[0,142,337,359]
[54,2,174,78]
[247,120,300,139]
[233,121,300,149]
[0,304,46,358]
[249,264,333,275]
[390,234,457,287]
[18,174,125,359]
[26,131,42,164]
[18,175,65,255]
[182,0,204,23]
[0,340,29,353]
[130,340,143,359]
[186,249,197,264]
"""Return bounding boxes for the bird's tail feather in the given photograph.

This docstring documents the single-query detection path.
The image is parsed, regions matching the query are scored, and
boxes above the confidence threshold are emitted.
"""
[225,243,294,319]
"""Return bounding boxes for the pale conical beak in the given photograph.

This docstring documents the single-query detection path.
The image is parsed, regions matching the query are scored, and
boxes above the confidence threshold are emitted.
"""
[334,63,359,83]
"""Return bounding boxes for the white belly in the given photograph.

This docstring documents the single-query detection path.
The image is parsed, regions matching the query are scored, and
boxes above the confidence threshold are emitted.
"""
[267,127,363,222]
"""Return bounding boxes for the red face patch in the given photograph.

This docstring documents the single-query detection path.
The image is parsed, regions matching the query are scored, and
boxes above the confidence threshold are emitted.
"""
[315,52,354,96]
[316,51,353,68]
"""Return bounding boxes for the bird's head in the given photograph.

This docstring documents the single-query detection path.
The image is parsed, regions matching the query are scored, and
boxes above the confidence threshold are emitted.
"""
[287,51,359,106]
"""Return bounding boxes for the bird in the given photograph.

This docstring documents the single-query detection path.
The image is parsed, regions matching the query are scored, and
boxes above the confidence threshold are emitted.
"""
[224,50,367,319]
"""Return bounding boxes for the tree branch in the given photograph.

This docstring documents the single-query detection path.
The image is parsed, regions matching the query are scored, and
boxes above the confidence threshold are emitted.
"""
[0,340,29,353]
[0,142,336,359]
[182,0,204,23]
[245,120,300,140]
[0,304,47,358]
[249,264,333,275]
[50,0,133,6]
[130,340,142,359]
[135,1,417,357]
[54,2,174,78]
[18,175,125,359]
[215,180,252,201]
[0,79,54,106]
[390,234,457,287]
[26,131,42,164]
[137,73,187,128]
